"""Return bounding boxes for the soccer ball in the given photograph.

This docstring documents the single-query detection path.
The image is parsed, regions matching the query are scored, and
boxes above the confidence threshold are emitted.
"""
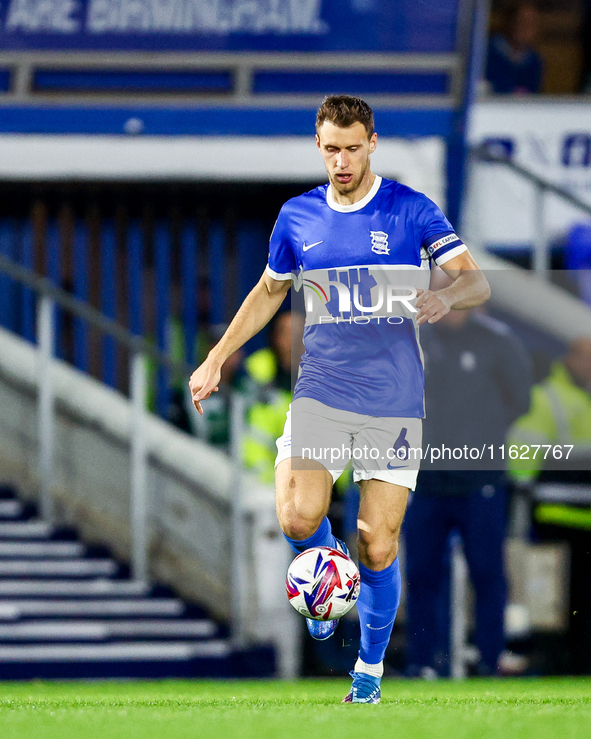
[285,546,360,621]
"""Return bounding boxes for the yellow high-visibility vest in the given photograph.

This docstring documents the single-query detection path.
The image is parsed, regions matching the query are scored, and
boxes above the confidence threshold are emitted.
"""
[508,361,591,529]
[242,348,291,484]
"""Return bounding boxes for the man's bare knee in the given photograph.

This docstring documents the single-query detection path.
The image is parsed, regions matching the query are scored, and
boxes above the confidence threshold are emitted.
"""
[358,531,400,570]
[275,462,332,542]
[279,513,321,541]
[277,495,325,540]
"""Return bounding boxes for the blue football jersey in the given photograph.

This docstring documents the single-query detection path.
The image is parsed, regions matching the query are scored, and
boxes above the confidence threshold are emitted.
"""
[266,176,467,418]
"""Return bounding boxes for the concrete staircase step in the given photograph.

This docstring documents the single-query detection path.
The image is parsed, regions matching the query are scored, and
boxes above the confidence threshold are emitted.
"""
[0,640,231,662]
[0,501,24,519]
[0,521,53,539]
[0,579,149,597]
[0,619,217,641]
[0,598,186,619]
[0,542,84,558]
[0,559,117,577]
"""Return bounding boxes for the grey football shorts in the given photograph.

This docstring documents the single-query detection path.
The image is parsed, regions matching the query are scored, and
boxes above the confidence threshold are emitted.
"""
[275,397,422,490]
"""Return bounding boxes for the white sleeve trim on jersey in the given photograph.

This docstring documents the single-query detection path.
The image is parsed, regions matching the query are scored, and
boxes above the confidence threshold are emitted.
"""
[265,264,294,281]
[434,244,468,266]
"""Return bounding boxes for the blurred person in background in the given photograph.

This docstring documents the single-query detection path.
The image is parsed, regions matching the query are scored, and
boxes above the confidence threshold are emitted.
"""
[485,1,544,94]
[508,337,591,673]
[242,311,304,484]
[565,223,591,307]
[509,338,591,488]
[190,323,245,449]
[191,311,303,484]
[405,272,532,678]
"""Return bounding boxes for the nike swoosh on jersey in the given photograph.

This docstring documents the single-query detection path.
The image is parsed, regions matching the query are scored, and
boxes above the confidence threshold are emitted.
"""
[386,463,409,470]
[303,240,324,251]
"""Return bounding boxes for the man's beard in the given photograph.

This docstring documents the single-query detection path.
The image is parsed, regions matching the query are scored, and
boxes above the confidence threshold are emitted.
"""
[330,159,370,195]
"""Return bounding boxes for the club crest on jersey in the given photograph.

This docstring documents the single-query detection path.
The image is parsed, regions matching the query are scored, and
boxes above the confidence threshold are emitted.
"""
[370,231,389,255]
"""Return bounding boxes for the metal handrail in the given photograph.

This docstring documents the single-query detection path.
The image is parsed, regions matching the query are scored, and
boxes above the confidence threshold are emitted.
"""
[0,252,191,376]
[471,144,591,275]
[471,144,591,217]
[0,49,460,106]
[0,252,194,583]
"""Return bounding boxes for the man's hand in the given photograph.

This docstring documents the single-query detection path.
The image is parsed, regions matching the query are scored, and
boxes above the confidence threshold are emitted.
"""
[415,289,452,326]
[189,358,221,415]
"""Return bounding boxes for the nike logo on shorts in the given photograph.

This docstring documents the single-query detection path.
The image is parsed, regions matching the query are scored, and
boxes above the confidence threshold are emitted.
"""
[303,240,323,251]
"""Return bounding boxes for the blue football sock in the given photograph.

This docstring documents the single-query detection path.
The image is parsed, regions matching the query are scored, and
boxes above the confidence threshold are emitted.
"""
[283,516,337,555]
[357,558,401,665]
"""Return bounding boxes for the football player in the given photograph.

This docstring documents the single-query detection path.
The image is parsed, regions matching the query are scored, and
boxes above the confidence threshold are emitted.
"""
[190,95,490,703]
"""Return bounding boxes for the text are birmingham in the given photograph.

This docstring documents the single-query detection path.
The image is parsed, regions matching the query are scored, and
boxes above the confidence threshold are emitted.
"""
[3,0,327,35]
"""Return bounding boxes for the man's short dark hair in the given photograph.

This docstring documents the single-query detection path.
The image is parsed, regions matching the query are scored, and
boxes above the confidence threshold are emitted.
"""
[315,95,375,139]
[505,0,538,24]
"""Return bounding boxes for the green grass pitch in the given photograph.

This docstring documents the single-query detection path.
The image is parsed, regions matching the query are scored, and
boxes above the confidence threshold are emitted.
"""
[1,678,591,739]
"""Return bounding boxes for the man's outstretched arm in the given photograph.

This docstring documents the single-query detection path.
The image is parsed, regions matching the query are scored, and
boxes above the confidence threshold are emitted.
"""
[189,270,291,413]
